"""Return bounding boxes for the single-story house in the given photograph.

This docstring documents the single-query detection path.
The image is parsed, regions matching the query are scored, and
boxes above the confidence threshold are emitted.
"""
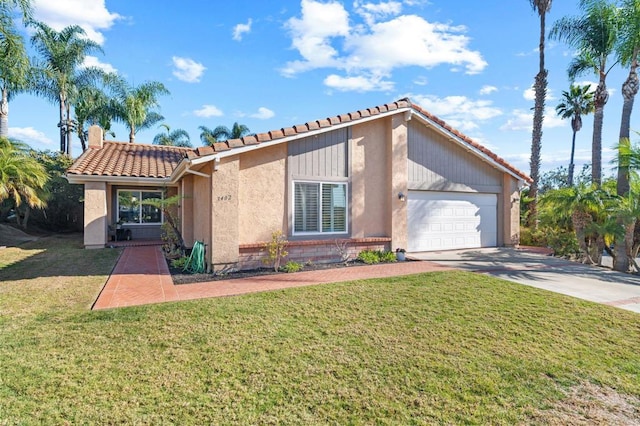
[66,98,531,271]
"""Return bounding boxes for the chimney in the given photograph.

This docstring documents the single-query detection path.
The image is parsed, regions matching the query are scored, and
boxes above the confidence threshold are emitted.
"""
[88,125,104,149]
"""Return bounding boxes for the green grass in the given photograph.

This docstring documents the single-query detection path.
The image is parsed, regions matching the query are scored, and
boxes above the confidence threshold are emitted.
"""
[1,236,639,424]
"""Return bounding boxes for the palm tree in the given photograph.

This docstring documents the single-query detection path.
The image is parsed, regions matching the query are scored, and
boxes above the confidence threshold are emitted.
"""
[73,85,114,151]
[527,0,552,227]
[0,137,48,229]
[555,84,595,186]
[153,124,191,147]
[0,0,31,138]
[111,78,168,143]
[539,183,611,264]
[30,22,104,156]
[615,0,640,198]
[199,122,250,146]
[0,28,29,138]
[550,0,620,187]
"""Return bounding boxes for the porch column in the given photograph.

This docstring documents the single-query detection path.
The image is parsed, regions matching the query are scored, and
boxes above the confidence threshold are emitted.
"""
[503,174,521,246]
[84,181,107,249]
[387,113,409,251]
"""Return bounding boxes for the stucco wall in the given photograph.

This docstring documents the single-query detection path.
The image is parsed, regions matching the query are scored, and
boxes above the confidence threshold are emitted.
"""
[191,164,212,265]
[388,114,409,251]
[180,176,194,247]
[211,157,240,270]
[238,144,287,244]
[503,174,521,246]
[350,119,390,238]
[84,181,107,249]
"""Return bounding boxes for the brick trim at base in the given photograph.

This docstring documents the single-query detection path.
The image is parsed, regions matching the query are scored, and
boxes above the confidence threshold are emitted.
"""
[237,237,391,271]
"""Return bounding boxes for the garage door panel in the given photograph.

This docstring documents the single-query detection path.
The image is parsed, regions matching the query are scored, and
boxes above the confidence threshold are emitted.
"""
[408,191,497,252]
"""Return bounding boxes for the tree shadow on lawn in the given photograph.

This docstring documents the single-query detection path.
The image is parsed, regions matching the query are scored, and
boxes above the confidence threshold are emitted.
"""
[0,233,121,280]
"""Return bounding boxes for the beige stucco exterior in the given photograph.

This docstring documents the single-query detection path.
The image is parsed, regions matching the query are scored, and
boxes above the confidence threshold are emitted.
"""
[83,181,108,249]
[238,144,287,244]
[72,107,525,268]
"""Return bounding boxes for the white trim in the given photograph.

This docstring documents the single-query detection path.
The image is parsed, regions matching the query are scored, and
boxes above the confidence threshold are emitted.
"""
[185,167,210,178]
[66,174,173,186]
[292,180,349,236]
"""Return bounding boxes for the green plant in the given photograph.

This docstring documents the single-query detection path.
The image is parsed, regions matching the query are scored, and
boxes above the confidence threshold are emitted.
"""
[379,250,397,263]
[357,250,380,264]
[170,256,189,269]
[357,249,397,264]
[281,260,303,273]
[262,230,288,272]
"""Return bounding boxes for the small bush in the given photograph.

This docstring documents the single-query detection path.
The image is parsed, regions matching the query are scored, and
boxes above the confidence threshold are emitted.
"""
[357,249,397,264]
[171,256,189,269]
[379,250,397,263]
[281,261,303,273]
[520,226,580,258]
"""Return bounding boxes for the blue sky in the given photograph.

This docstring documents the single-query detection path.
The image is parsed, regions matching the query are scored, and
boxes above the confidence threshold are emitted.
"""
[8,0,636,177]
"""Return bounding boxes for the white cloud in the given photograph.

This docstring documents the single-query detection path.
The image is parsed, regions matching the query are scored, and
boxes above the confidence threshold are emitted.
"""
[411,94,502,131]
[9,127,53,145]
[172,56,206,83]
[479,85,497,95]
[324,74,394,92]
[282,0,350,76]
[523,86,555,101]
[233,19,252,41]
[193,105,223,118]
[354,0,403,25]
[250,107,275,120]
[282,1,486,90]
[500,108,565,131]
[413,76,428,86]
[82,55,117,74]
[33,0,122,45]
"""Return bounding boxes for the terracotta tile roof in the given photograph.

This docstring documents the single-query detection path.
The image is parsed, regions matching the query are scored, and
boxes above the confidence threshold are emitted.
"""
[190,98,532,183]
[67,141,190,179]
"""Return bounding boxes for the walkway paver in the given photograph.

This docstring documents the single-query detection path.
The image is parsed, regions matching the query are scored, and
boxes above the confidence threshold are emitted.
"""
[94,246,452,309]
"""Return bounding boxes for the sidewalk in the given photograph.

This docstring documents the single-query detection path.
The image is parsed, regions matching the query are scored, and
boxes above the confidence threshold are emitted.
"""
[93,246,452,310]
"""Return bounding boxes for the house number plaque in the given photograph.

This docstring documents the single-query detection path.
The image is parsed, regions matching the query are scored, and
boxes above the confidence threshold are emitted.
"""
[217,195,232,201]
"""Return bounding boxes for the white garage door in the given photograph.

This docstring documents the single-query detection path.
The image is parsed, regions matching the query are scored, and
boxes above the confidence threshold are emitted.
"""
[408,191,497,252]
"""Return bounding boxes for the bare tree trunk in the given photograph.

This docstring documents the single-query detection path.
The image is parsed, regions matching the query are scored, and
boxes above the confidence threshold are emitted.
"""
[129,125,135,143]
[59,94,66,153]
[592,76,609,187]
[568,129,577,186]
[0,87,9,139]
[613,56,638,273]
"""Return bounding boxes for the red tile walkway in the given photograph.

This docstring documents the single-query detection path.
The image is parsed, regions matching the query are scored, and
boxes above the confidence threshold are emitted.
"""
[93,246,452,310]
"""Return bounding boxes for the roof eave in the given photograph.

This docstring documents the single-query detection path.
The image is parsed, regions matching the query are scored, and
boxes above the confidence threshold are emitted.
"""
[65,174,174,186]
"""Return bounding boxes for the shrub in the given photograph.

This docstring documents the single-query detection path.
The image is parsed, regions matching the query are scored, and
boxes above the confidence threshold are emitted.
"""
[171,256,189,269]
[357,250,380,264]
[262,230,288,272]
[281,261,303,273]
[357,249,397,264]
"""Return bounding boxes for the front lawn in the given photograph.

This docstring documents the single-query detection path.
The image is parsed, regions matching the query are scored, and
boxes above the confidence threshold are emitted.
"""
[1,235,639,424]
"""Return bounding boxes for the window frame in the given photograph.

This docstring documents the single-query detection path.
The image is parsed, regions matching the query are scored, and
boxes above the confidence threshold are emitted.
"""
[292,180,348,236]
[116,189,164,225]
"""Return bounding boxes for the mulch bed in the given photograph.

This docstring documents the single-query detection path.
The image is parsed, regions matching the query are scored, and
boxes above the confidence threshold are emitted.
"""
[167,259,396,285]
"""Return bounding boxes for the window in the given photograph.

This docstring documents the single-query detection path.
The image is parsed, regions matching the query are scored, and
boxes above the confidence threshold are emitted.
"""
[117,190,163,224]
[294,182,347,234]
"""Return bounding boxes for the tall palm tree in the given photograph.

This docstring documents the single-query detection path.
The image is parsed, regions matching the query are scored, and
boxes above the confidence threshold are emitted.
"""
[555,84,595,186]
[0,137,48,228]
[0,0,31,138]
[73,85,114,151]
[30,22,104,156]
[612,0,640,272]
[199,122,250,146]
[550,0,620,187]
[0,28,29,138]
[527,0,552,227]
[616,0,640,197]
[111,78,168,143]
[153,124,191,147]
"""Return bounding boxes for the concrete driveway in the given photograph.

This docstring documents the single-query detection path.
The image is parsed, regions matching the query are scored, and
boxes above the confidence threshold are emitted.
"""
[410,248,640,313]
